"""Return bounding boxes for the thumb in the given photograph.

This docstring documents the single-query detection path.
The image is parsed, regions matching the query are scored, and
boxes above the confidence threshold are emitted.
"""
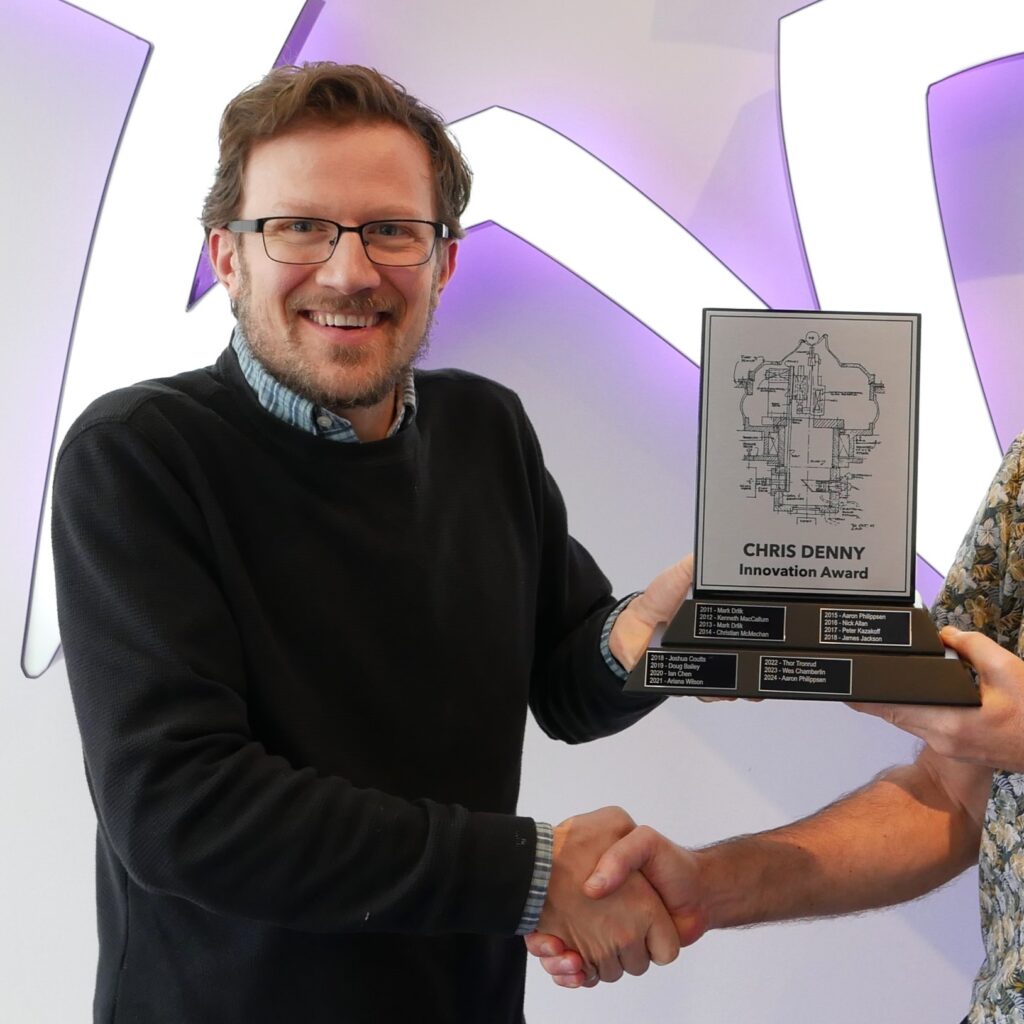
[584,825,662,897]
[940,626,1012,680]
[632,555,694,626]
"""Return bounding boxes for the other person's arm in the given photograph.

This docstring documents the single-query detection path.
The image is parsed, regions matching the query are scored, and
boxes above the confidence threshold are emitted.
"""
[530,743,991,986]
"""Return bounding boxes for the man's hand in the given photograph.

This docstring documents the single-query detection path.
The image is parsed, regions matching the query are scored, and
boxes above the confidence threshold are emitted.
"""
[527,823,704,986]
[850,626,1024,771]
[609,554,693,671]
[531,808,680,987]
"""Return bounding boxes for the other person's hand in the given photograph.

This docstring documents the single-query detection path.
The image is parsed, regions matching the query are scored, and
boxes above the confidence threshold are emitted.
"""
[850,626,1024,771]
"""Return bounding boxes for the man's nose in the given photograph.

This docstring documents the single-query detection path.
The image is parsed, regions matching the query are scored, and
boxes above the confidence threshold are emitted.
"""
[314,231,382,293]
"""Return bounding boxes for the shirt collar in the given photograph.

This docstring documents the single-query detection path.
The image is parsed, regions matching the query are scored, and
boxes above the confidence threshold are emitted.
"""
[231,326,416,443]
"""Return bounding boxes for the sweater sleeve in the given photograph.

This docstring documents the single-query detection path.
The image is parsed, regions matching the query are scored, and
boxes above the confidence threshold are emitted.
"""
[519,413,664,742]
[53,416,536,936]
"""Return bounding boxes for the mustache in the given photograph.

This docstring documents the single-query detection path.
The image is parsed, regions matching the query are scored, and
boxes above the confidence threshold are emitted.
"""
[286,295,398,316]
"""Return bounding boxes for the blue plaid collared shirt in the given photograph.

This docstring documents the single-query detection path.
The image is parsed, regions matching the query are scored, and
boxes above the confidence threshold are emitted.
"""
[230,325,636,935]
[232,327,416,439]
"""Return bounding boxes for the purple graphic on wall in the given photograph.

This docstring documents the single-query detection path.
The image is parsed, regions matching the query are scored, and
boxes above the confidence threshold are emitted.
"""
[929,53,1024,453]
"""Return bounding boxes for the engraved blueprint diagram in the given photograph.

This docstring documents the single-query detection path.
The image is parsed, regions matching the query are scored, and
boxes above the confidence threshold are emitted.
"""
[734,331,884,525]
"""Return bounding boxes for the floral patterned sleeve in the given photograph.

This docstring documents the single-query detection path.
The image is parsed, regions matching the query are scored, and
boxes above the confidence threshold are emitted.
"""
[932,434,1024,655]
[933,435,1024,1023]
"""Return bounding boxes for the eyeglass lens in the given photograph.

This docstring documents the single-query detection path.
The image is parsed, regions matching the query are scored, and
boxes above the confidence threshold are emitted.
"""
[261,218,436,266]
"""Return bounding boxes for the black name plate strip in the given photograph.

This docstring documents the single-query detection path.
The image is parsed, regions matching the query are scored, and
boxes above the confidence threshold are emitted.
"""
[645,649,738,690]
[819,608,911,647]
[693,603,786,642]
[758,656,852,696]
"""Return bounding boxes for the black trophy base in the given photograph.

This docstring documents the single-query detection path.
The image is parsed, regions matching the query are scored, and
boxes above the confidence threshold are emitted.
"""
[624,599,979,705]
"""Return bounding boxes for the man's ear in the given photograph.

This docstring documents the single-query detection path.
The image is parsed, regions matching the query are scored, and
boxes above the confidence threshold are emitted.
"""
[208,228,241,298]
[434,239,458,298]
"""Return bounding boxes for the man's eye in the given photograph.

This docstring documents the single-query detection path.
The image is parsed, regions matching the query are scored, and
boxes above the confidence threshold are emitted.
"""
[265,218,332,238]
[370,221,412,238]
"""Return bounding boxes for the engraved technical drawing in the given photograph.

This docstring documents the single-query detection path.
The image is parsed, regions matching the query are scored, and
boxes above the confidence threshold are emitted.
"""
[734,331,883,525]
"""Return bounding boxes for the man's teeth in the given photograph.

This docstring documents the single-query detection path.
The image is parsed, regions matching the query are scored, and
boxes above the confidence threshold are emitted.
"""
[306,311,381,328]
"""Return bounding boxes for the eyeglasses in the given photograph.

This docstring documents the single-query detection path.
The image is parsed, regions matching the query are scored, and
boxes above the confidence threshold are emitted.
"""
[226,216,450,267]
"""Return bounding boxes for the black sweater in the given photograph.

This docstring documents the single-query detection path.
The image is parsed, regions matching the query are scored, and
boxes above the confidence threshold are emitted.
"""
[53,348,660,1023]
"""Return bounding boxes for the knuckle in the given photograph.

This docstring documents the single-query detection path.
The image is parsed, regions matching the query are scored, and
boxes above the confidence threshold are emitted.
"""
[606,805,635,831]
[635,824,656,845]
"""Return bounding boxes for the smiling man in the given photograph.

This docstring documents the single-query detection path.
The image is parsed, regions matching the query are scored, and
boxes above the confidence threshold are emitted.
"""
[210,116,455,438]
[51,64,691,1022]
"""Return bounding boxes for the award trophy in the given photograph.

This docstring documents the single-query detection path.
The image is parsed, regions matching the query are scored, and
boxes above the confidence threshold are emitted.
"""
[625,309,978,705]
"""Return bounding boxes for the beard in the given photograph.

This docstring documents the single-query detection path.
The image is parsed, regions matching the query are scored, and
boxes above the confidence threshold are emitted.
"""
[233,255,439,413]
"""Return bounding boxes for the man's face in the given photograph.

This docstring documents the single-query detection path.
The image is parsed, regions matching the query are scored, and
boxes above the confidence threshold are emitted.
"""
[209,120,457,413]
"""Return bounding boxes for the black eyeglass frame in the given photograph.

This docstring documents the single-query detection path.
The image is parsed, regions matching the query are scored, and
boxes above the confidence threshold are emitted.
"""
[225,217,451,267]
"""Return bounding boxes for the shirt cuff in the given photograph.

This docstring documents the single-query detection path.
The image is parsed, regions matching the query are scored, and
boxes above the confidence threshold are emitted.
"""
[600,592,642,680]
[515,821,553,935]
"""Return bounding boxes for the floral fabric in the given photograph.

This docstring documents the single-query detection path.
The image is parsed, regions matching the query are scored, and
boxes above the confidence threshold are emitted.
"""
[931,435,1024,1024]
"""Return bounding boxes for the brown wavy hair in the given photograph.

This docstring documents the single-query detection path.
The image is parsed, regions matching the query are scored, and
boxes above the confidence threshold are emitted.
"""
[201,63,472,238]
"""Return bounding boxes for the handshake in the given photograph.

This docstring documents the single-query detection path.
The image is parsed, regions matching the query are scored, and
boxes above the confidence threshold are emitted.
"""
[527,806,703,988]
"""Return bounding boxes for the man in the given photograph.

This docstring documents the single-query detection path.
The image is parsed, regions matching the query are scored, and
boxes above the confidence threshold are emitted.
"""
[53,63,688,1022]
[532,436,1024,1022]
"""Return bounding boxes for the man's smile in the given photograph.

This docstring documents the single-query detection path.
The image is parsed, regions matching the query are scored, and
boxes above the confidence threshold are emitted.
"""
[301,310,386,330]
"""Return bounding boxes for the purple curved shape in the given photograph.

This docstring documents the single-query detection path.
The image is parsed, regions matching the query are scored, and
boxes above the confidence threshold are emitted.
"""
[915,554,944,609]
[186,0,326,310]
[929,53,1024,452]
